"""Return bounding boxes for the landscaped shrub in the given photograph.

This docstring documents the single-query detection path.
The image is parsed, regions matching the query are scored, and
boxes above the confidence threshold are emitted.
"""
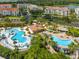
[67,27,79,37]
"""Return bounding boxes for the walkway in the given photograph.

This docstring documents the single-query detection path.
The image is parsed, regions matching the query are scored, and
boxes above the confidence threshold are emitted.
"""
[46,44,57,54]
[0,56,5,59]
[70,49,79,59]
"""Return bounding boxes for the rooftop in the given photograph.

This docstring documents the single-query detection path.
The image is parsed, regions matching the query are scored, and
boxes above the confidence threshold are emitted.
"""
[0,8,18,11]
[0,0,18,2]
[29,23,44,33]
[46,6,70,11]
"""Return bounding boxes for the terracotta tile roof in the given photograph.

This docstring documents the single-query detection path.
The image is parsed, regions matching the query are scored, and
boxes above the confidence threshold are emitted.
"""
[0,4,11,6]
[0,8,18,11]
[30,24,44,33]
[46,6,69,12]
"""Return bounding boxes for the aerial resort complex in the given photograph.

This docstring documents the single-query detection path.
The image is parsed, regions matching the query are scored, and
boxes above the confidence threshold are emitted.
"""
[0,0,79,59]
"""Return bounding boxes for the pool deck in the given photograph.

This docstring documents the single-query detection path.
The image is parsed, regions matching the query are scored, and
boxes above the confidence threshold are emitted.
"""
[44,31,78,48]
[0,27,31,50]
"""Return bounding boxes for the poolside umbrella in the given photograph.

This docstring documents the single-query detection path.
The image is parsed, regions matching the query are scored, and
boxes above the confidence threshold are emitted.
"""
[2,34,5,37]
[13,41,17,44]
[2,34,6,39]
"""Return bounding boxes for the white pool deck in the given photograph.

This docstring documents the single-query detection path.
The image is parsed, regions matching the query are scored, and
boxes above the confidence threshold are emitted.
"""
[0,27,31,50]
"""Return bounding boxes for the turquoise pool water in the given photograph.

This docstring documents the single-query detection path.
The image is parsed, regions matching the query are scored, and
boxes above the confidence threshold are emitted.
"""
[11,28,26,43]
[51,36,72,46]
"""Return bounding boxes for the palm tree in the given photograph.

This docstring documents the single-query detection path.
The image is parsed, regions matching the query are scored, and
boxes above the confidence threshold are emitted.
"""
[53,24,58,32]
[68,42,76,53]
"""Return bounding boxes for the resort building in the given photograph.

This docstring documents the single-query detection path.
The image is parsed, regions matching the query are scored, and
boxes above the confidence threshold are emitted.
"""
[44,6,70,16]
[0,4,34,16]
[0,3,43,16]
[27,4,43,11]
[0,0,18,2]
[7,17,22,23]
[0,0,28,3]
[17,3,28,8]
[0,4,19,16]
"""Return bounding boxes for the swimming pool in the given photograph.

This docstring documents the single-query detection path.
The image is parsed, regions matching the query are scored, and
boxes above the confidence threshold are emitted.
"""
[11,28,26,43]
[0,27,31,50]
[51,36,72,46]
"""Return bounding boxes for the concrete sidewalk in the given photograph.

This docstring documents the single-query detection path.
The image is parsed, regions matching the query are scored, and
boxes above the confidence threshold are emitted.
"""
[0,56,5,59]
